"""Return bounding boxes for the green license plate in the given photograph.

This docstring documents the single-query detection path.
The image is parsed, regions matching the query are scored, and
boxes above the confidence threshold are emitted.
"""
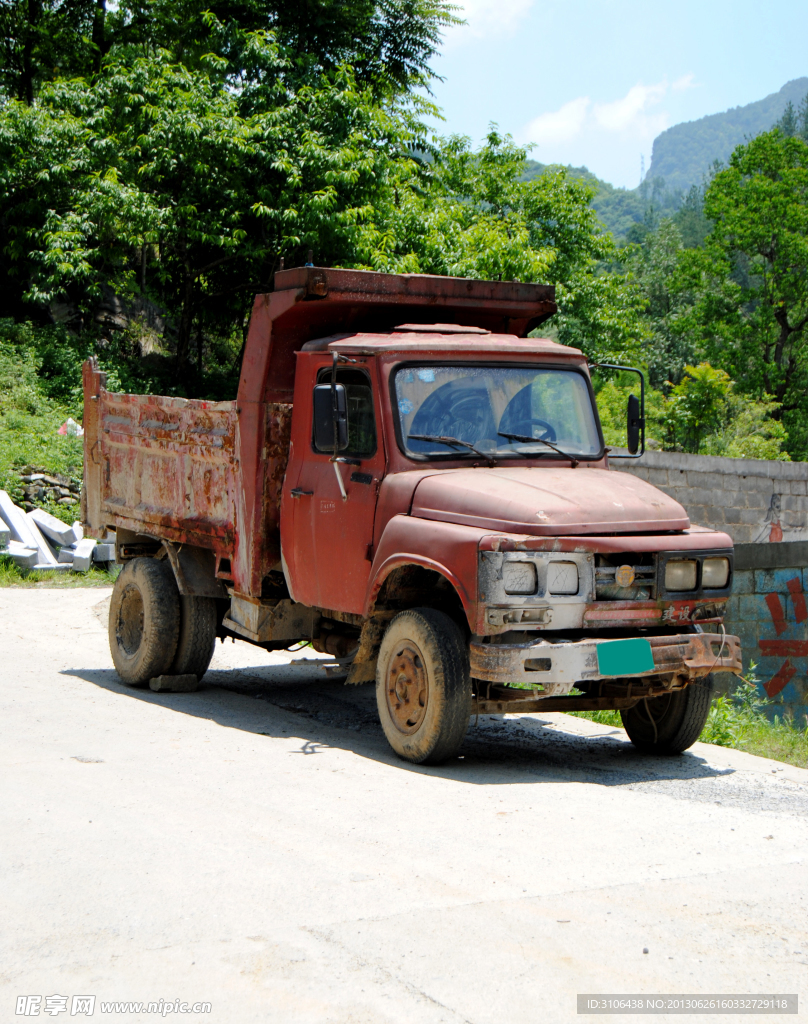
[596,637,655,677]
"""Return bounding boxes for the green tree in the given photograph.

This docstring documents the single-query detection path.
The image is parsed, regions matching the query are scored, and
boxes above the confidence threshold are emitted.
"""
[358,130,647,366]
[0,46,428,377]
[624,218,697,388]
[0,0,459,103]
[776,92,808,141]
[0,0,104,103]
[677,129,808,457]
[663,362,733,453]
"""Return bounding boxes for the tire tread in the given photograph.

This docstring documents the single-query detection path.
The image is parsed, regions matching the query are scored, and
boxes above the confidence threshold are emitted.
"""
[108,558,180,685]
[171,596,217,680]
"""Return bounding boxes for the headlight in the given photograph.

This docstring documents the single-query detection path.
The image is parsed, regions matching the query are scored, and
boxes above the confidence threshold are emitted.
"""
[702,556,730,589]
[548,561,578,595]
[502,561,538,595]
[665,559,697,591]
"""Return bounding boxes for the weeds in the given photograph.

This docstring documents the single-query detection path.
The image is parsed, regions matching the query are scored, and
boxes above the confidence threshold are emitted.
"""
[569,666,808,769]
[0,555,119,588]
[701,667,808,769]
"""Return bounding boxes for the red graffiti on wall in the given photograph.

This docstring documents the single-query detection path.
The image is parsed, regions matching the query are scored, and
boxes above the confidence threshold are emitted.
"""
[760,576,805,697]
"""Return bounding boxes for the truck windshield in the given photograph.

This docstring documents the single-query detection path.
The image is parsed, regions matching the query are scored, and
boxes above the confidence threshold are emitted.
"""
[394,365,602,460]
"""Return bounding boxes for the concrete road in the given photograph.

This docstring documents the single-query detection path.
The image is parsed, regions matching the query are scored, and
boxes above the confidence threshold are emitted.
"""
[1,587,807,1024]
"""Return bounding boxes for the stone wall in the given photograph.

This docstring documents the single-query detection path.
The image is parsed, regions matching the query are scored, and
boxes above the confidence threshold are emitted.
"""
[613,451,808,722]
[612,449,808,544]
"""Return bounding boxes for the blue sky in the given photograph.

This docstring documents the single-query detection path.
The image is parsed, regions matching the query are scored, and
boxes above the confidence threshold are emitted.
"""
[428,0,808,189]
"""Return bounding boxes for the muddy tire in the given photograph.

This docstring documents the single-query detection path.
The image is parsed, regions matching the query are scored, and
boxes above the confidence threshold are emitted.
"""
[376,608,471,765]
[620,676,714,754]
[108,558,180,686]
[170,596,217,680]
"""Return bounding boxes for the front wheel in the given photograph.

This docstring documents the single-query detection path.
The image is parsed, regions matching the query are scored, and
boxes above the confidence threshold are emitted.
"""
[620,677,714,754]
[376,608,471,765]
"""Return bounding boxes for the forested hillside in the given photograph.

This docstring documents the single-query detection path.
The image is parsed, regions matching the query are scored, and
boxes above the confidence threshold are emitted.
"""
[525,78,808,242]
[522,160,682,241]
[647,77,808,191]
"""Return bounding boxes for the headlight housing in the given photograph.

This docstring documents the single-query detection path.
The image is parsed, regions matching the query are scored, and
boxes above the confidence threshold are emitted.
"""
[702,556,730,589]
[502,561,538,595]
[548,561,579,595]
[665,559,697,591]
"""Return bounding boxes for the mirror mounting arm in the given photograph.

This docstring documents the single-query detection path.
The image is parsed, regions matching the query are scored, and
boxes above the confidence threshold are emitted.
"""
[588,362,646,460]
[329,352,358,502]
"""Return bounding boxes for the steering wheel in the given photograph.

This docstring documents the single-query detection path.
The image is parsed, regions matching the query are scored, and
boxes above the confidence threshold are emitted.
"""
[509,418,557,443]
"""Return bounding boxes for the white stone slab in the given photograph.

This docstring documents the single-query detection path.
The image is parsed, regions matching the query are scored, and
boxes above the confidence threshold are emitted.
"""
[25,512,59,566]
[72,521,84,543]
[0,490,39,548]
[71,537,97,572]
[93,543,116,562]
[5,540,38,567]
[29,507,76,546]
[58,547,75,564]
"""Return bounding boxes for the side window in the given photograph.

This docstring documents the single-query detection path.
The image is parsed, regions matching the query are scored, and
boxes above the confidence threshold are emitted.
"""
[314,368,377,457]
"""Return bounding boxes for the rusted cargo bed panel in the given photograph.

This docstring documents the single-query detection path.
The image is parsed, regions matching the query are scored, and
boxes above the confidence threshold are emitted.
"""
[100,391,238,541]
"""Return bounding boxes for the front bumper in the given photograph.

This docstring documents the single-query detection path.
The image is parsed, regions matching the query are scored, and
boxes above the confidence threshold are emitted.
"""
[469,632,743,695]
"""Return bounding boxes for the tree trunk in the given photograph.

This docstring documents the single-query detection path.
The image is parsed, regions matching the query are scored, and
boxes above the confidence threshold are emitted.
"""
[175,265,195,384]
[21,0,40,104]
[91,0,106,73]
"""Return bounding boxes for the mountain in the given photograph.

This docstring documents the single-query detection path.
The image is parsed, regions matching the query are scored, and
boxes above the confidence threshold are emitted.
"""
[646,77,808,191]
[523,77,808,242]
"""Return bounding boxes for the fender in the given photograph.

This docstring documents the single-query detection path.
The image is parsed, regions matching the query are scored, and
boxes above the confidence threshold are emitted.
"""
[365,514,488,624]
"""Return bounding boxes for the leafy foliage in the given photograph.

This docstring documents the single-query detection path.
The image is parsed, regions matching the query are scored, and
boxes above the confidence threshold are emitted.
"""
[0,0,459,102]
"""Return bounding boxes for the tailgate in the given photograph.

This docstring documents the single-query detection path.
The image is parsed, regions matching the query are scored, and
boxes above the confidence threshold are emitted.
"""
[82,358,238,544]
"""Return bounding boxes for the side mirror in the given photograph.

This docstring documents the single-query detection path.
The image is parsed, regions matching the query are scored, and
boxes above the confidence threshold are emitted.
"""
[313,383,348,451]
[627,393,642,455]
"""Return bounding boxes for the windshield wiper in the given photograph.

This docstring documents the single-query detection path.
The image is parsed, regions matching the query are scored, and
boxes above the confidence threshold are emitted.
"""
[498,432,579,467]
[408,434,497,467]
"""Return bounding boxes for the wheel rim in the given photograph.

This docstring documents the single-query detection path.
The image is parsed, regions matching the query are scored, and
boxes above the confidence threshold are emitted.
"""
[385,642,428,734]
[117,585,145,656]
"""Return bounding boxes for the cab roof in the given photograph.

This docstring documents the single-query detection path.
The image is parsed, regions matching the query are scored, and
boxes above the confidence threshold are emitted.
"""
[300,331,585,361]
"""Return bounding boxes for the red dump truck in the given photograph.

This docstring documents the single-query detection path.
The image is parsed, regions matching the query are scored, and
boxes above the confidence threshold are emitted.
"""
[82,267,742,763]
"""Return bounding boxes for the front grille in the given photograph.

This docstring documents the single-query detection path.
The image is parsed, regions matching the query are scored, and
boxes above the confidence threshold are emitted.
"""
[595,553,656,601]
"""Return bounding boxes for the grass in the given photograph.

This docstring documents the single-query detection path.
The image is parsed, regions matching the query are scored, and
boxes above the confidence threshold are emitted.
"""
[0,323,84,517]
[568,670,808,770]
[0,555,119,588]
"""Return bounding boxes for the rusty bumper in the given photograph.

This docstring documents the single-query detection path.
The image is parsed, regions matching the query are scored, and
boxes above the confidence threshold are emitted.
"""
[469,631,743,692]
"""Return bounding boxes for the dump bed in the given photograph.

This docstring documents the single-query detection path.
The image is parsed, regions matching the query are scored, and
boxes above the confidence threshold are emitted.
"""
[83,367,236,544]
[83,267,557,597]
[82,359,291,577]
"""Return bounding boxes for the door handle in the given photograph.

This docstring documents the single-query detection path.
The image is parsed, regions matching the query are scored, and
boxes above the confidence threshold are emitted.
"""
[290,488,314,498]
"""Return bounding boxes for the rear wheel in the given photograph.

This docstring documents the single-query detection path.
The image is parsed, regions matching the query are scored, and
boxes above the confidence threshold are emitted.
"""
[376,608,471,765]
[171,596,217,680]
[620,677,714,754]
[109,558,180,685]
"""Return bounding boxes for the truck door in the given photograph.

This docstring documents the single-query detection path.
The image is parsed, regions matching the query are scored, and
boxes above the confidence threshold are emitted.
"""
[282,365,384,615]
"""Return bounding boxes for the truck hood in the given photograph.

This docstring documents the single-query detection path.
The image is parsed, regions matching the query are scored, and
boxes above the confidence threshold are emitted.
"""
[410,467,689,536]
